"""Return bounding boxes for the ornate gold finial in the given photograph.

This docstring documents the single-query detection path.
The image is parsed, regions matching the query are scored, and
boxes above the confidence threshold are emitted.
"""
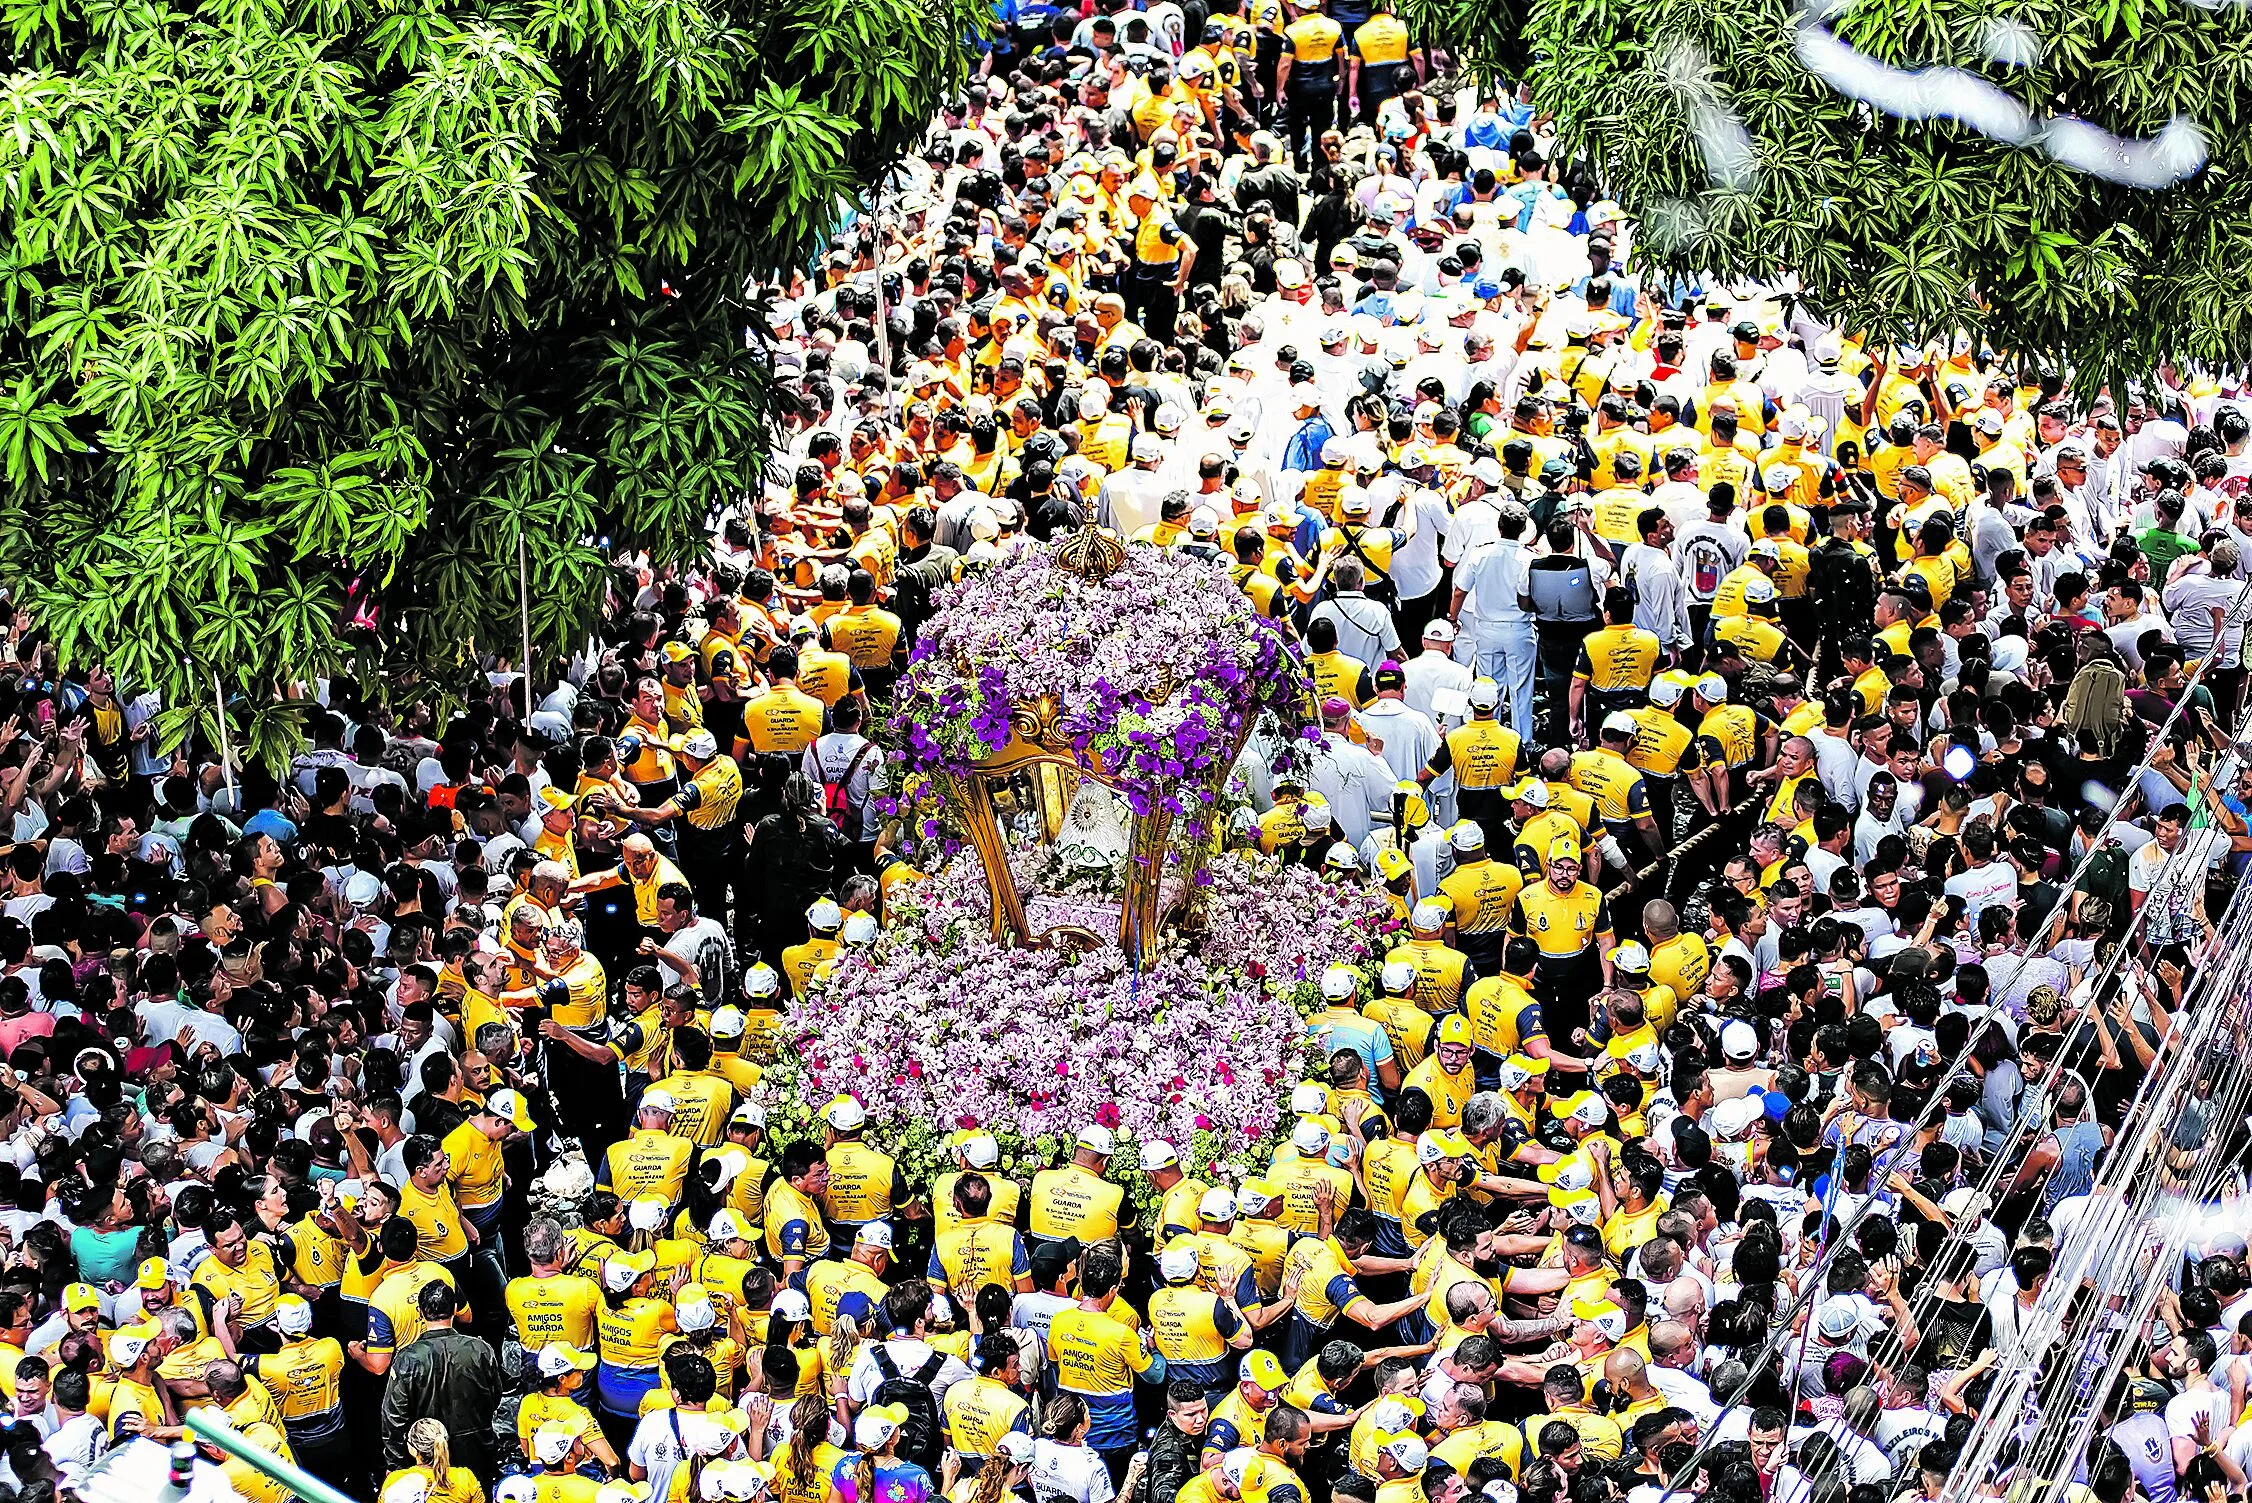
[1055,522,1126,582]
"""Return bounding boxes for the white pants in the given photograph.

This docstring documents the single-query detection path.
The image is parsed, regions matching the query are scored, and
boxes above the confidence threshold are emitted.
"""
[1475,619,1538,740]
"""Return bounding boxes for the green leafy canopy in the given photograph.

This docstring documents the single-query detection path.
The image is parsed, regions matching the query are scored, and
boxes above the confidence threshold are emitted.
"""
[1407,0,2252,389]
[0,0,984,762]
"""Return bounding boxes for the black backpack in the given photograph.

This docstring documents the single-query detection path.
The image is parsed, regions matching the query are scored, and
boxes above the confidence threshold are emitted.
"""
[869,1346,948,1474]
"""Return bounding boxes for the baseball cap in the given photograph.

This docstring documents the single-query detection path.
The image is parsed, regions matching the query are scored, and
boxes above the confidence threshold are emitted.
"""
[1721,1020,1759,1060]
[1467,677,1501,710]
[1650,677,1685,708]
[1159,1244,1200,1282]
[1291,1119,1330,1155]
[855,1402,911,1449]
[855,1222,895,1252]
[1382,1434,1430,1473]
[538,1343,599,1378]
[1601,710,1638,738]
[708,1209,755,1243]
[1241,1350,1288,1391]
[273,1293,314,1337]
[1423,618,1457,643]
[960,1134,1001,1169]
[482,1088,536,1132]
[63,1283,100,1313]
[1076,1124,1117,1156]
[137,1258,173,1290]
[1610,941,1651,973]
[1198,1187,1238,1222]
[1450,822,1485,854]
[1138,1140,1180,1171]
[109,1327,151,1366]
[823,1096,867,1131]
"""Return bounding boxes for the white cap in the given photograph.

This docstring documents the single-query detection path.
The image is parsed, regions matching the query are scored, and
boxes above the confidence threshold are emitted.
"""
[771,1290,812,1323]
[537,1343,597,1379]
[1695,674,1728,701]
[1740,575,1778,605]
[1467,678,1501,710]
[1423,618,1458,643]
[710,1006,747,1040]
[1650,678,1685,708]
[1601,710,1639,737]
[1290,1082,1329,1115]
[1410,901,1447,931]
[640,1088,677,1117]
[1778,413,1807,440]
[1138,1140,1180,1171]
[1381,960,1416,994]
[1131,434,1165,463]
[1159,1244,1200,1282]
[1300,800,1333,832]
[1291,1119,1330,1154]
[824,1096,868,1131]
[1611,941,1651,972]
[730,1102,767,1130]
[960,1134,1000,1169]
[1198,1187,1238,1222]
[1942,1187,1987,1219]
[385,1478,433,1503]
[534,1424,579,1465]
[1321,435,1353,464]
[1076,1123,1117,1155]
[708,1209,755,1243]
[677,1295,718,1333]
[855,1221,895,1252]
[627,1198,668,1232]
[1450,822,1485,854]
[806,898,844,932]
[273,1294,314,1337]
[1712,1095,1764,1139]
[1720,1020,1759,1060]
[745,964,781,1000]
[840,913,879,946]
[496,1479,538,1503]
[1382,1434,1430,1473]
[1320,964,1359,1001]
[1324,841,1362,869]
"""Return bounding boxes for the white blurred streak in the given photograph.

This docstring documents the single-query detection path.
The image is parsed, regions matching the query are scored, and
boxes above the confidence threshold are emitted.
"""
[1793,21,2033,142]
[1786,7,2208,190]
[1655,40,1762,191]
[2040,113,2208,188]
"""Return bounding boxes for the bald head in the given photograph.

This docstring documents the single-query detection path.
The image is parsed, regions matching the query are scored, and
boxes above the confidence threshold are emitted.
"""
[1663,1278,1707,1325]
[1642,899,1679,941]
[1649,1320,1695,1369]
[622,833,656,859]
[1603,1347,1646,1387]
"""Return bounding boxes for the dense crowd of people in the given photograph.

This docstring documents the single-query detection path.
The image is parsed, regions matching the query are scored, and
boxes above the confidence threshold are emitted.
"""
[0,15,2246,1503]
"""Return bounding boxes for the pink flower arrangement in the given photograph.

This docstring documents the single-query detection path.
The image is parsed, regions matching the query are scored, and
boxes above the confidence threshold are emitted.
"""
[764,846,1394,1177]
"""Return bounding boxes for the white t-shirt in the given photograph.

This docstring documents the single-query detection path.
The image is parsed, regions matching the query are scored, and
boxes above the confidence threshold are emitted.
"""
[1029,1439,1116,1503]
[1942,860,2018,930]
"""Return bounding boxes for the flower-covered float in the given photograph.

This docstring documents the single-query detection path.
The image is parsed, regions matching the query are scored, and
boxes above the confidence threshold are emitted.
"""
[751,528,1400,1192]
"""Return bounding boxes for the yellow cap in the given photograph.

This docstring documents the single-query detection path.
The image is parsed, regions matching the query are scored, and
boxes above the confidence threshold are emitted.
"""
[136,1258,171,1291]
[1375,849,1411,881]
[1437,1014,1473,1047]
[1550,836,1583,864]
[63,1283,99,1313]
[1241,1350,1288,1391]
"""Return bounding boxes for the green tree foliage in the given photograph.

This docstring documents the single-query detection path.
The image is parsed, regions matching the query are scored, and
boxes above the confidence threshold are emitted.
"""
[1409,0,2252,383]
[0,0,983,760]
